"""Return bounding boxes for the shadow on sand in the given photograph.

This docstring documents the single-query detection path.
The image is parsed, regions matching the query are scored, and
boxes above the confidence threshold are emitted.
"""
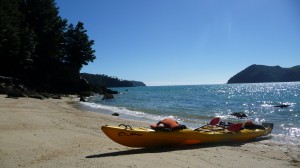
[85,135,272,158]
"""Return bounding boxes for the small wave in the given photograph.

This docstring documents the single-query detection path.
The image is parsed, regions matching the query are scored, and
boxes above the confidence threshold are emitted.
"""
[80,102,300,145]
[271,133,300,145]
[79,102,178,123]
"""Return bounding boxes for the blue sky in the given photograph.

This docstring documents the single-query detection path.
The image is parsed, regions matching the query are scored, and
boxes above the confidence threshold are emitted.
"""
[56,0,300,86]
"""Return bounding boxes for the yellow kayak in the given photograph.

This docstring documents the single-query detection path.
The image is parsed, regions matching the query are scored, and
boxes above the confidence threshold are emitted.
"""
[101,123,273,148]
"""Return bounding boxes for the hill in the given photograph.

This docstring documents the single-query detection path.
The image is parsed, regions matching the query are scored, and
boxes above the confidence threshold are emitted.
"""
[80,73,146,88]
[227,65,300,84]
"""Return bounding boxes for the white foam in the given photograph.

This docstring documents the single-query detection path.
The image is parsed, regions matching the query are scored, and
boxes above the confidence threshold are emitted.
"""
[80,102,174,122]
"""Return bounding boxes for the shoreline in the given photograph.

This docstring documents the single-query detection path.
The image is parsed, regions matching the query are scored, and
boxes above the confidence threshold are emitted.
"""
[79,96,300,146]
[0,95,299,168]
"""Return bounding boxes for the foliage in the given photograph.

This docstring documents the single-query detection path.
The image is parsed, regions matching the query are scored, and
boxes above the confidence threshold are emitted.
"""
[0,0,32,77]
[0,0,95,93]
[62,22,95,72]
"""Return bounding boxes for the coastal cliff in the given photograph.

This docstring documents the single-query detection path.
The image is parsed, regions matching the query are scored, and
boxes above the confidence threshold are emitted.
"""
[227,65,300,84]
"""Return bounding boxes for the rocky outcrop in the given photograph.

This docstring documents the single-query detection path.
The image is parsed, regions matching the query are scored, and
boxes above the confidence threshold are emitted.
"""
[0,76,61,99]
[79,95,88,102]
[112,113,119,116]
[0,75,119,101]
[102,93,114,100]
[230,112,247,119]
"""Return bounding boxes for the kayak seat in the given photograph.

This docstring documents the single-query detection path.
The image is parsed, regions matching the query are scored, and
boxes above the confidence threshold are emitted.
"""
[194,117,221,131]
[209,117,221,125]
[226,123,243,132]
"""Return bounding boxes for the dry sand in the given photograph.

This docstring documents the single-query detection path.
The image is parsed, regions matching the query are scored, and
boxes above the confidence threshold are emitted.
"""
[0,95,299,168]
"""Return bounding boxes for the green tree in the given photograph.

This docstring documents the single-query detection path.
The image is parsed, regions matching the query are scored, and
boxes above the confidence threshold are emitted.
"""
[0,0,96,93]
[0,0,20,76]
[21,0,67,84]
[0,0,36,77]
[62,22,95,73]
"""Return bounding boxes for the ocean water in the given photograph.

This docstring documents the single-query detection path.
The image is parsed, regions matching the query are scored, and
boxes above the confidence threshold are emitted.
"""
[80,82,300,145]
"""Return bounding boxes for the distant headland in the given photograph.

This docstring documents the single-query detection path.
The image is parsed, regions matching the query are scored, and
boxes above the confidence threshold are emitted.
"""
[227,64,300,84]
[80,73,146,88]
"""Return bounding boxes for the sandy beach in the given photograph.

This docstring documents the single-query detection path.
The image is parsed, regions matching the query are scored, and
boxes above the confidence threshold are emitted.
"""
[0,95,299,168]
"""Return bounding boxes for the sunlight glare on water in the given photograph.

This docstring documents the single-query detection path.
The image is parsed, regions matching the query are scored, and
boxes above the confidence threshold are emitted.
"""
[82,82,300,145]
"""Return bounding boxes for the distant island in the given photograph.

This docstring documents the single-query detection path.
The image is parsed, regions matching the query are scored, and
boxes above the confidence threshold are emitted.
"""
[227,65,300,84]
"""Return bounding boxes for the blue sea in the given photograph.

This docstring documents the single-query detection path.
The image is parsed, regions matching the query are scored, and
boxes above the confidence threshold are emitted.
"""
[80,82,300,145]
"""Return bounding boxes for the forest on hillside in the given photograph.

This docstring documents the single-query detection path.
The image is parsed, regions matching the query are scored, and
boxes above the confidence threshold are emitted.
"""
[81,73,146,88]
[0,0,95,93]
